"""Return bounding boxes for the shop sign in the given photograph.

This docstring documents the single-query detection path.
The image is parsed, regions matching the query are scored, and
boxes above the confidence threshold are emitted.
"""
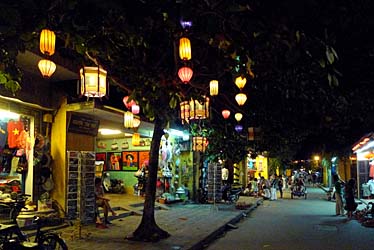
[68,113,100,136]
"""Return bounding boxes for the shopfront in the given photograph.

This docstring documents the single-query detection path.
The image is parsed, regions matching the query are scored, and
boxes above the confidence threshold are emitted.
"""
[52,98,194,220]
[95,126,193,202]
[0,95,56,215]
[352,132,374,198]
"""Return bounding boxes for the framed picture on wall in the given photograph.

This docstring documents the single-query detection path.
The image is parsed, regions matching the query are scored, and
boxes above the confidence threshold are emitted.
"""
[106,152,122,170]
[122,151,138,171]
[95,153,106,161]
[138,151,150,168]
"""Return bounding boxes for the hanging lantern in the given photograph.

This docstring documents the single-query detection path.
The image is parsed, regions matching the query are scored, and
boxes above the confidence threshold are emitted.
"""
[131,104,140,114]
[39,29,56,56]
[190,97,210,120]
[38,59,56,78]
[123,96,136,109]
[192,136,208,152]
[132,133,140,146]
[180,20,192,29]
[180,97,210,123]
[124,111,134,128]
[235,113,243,122]
[133,116,141,128]
[235,124,243,133]
[222,109,231,119]
[178,66,193,83]
[235,76,247,90]
[180,100,190,123]
[235,93,247,106]
[179,37,192,60]
[210,80,219,96]
[80,66,107,98]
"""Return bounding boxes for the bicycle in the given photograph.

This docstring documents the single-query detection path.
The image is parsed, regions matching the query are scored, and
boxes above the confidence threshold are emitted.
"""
[0,193,68,250]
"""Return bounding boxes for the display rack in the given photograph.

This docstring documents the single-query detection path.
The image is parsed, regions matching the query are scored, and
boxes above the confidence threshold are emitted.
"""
[207,163,222,203]
[66,151,96,223]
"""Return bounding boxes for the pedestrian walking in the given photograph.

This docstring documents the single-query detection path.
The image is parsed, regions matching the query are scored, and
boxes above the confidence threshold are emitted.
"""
[333,174,345,216]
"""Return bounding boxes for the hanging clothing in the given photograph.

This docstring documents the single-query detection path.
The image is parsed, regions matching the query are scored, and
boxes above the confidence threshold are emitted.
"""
[7,120,24,148]
[369,164,374,178]
[0,121,8,150]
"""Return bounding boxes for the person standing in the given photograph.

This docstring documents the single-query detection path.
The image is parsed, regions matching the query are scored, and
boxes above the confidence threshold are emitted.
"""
[333,174,344,216]
[344,178,357,219]
[270,174,278,200]
[278,175,284,198]
[222,166,229,186]
[368,177,374,199]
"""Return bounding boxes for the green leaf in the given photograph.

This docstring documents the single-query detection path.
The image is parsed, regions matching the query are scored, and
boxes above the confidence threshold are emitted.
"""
[327,73,332,86]
[295,30,300,43]
[169,95,177,109]
[326,47,335,65]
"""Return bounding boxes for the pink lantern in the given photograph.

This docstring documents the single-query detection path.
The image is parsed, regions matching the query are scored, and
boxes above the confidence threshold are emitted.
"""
[178,66,193,83]
[222,109,231,119]
[131,104,140,114]
[123,96,136,109]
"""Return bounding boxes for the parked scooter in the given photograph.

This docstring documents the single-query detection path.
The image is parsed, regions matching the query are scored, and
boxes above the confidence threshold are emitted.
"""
[222,184,242,203]
[103,172,125,194]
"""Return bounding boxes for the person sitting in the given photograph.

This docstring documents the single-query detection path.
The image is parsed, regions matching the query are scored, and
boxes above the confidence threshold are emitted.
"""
[95,177,117,227]
[297,177,306,192]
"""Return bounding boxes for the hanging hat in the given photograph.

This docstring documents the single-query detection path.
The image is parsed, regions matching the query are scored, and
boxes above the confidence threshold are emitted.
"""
[40,154,52,167]
[42,178,54,191]
[35,134,45,149]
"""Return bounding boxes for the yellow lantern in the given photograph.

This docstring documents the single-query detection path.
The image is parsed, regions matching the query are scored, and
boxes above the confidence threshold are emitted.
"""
[40,29,56,56]
[235,93,247,106]
[124,111,134,128]
[179,37,191,60]
[180,100,190,123]
[210,80,219,96]
[80,66,107,98]
[235,76,247,90]
[38,59,56,78]
[132,133,140,146]
[235,113,243,122]
[192,136,208,152]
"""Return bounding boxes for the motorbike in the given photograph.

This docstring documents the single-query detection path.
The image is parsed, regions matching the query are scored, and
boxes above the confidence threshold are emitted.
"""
[103,173,125,194]
[222,184,243,203]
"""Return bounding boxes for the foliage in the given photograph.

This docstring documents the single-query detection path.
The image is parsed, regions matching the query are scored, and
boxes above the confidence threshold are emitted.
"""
[3,0,374,241]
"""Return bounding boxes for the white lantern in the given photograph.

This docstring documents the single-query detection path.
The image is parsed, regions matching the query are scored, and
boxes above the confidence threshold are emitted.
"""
[235,93,247,106]
[38,59,56,78]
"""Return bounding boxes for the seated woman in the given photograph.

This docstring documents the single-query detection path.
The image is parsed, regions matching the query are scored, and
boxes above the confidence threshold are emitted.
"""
[95,177,117,227]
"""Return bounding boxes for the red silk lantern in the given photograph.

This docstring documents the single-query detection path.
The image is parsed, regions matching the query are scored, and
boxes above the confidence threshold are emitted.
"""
[178,67,193,83]
[222,109,231,119]
[123,96,136,109]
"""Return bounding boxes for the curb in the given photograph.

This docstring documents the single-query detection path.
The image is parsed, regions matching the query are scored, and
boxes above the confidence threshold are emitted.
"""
[187,198,262,250]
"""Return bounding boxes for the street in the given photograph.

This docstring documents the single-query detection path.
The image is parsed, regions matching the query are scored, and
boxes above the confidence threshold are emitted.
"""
[206,187,373,250]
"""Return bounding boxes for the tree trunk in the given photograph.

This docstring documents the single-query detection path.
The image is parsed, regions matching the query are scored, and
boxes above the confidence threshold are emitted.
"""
[127,116,170,242]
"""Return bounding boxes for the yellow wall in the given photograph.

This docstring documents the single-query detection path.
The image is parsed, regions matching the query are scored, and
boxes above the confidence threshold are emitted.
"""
[337,157,351,181]
[252,156,269,179]
[50,99,96,216]
[50,99,67,214]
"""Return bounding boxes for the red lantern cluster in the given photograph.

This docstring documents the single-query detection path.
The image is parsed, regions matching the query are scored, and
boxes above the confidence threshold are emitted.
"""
[123,96,136,109]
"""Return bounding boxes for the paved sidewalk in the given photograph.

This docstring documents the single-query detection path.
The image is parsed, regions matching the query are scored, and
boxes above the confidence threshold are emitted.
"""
[54,196,262,250]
